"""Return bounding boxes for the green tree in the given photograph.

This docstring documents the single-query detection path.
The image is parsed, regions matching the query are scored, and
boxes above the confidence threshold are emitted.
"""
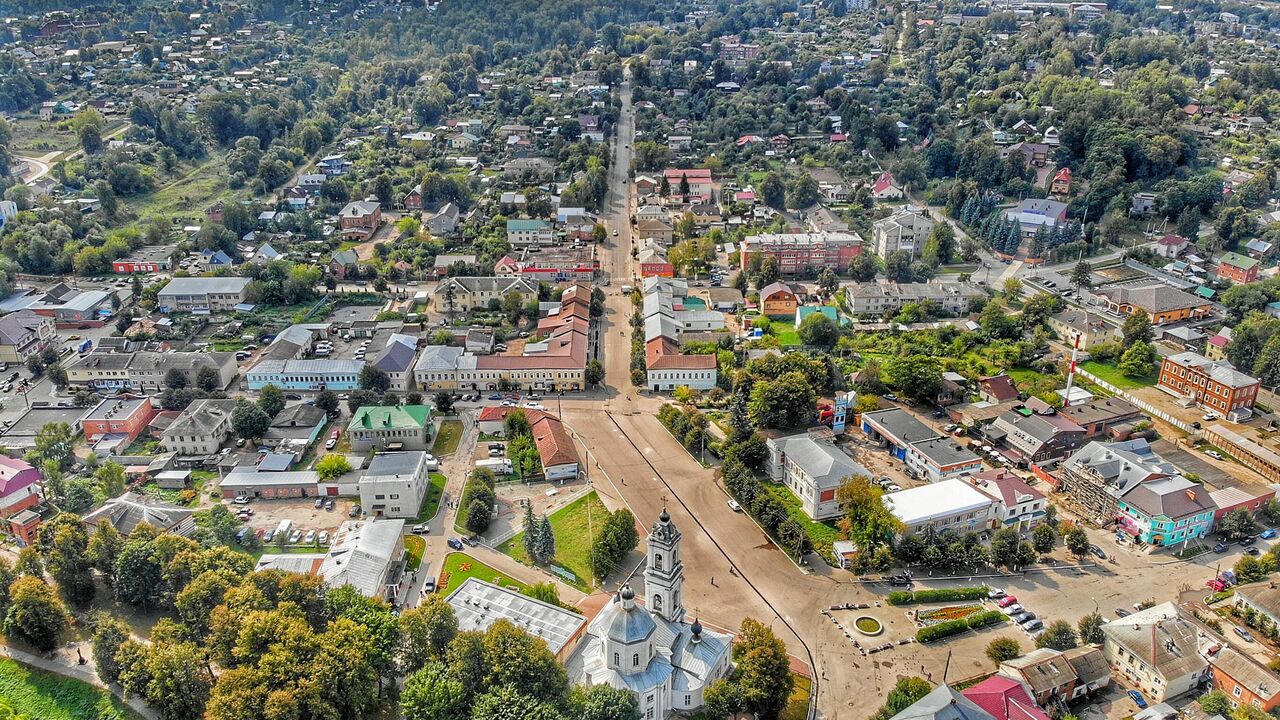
[196,365,222,392]
[359,366,392,392]
[798,312,839,348]
[1218,509,1260,541]
[1199,690,1233,717]
[747,371,815,429]
[401,661,468,720]
[230,399,271,440]
[3,575,68,651]
[1069,261,1093,292]
[1065,526,1091,557]
[37,514,95,606]
[95,461,126,498]
[164,368,188,389]
[434,391,455,414]
[257,384,285,418]
[986,637,1022,665]
[91,614,132,684]
[1036,620,1079,650]
[708,617,794,720]
[585,359,605,387]
[114,537,163,607]
[400,595,458,673]
[1032,524,1057,554]
[1118,341,1155,377]
[760,172,786,210]
[569,684,641,720]
[316,453,353,481]
[1077,612,1105,644]
[872,677,933,720]
[30,422,75,470]
[136,641,214,720]
[466,498,492,535]
[884,355,943,402]
[836,476,904,551]
[1122,312,1153,345]
[786,173,821,209]
[316,389,340,415]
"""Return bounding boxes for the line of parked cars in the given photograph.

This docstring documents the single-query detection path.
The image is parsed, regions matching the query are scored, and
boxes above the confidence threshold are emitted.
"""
[992,589,1044,637]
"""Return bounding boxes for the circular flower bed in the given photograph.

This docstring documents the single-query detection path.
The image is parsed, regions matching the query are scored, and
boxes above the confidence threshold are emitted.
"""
[854,616,884,636]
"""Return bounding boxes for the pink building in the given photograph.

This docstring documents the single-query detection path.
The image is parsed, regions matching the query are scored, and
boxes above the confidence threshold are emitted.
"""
[0,456,42,518]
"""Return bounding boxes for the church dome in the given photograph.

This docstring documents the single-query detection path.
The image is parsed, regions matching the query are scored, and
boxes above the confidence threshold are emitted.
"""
[606,601,657,644]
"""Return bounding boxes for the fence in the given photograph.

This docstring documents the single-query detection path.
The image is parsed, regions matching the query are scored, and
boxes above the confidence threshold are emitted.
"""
[1074,367,1192,433]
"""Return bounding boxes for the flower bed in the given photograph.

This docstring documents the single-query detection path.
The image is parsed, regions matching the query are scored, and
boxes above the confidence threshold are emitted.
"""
[854,616,884,636]
[917,604,983,626]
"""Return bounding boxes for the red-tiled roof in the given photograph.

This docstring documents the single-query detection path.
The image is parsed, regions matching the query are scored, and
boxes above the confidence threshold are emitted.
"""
[979,375,1020,402]
[477,406,551,425]
[961,676,1051,720]
[645,337,717,370]
[873,171,897,193]
[532,416,579,469]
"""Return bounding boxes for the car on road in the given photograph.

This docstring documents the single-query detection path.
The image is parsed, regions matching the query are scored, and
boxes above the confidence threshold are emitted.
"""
[1127,691,1147,709]
[1214,542,1230,553]
[1206,450,1224,460]
[1088,545,1107,560]
[1203,411,1219,421]
[1262,529,1278,540]
[612,229,619,236]
[996,595,1019,608]
[728,499,742,512]
[1115,608,1130,617]
[1245,546,1262,556]
[412,524,430,534]
[233,496,251,505]
[237,511,252,521]
[488,394,503,400]
[462,536,478,547]
[325,438,337,450]
[1242,536,1257,546]
[1235,627,1256,642]
[285,393,302,400]
[330,428,340,440]
[448,538,464,551]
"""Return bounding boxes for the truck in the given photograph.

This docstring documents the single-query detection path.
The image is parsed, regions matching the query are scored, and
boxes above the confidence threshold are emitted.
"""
[620,284,633,294]
[77,339,92,354]
[274,519,293,543]
[475,458,514,475]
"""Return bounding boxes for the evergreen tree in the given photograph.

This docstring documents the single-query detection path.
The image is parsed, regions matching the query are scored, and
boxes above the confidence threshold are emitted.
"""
[522,504,538,561]
[534,516,555,565]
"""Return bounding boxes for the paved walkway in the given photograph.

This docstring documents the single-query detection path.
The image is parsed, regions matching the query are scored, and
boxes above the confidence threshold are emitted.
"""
[0,641,159,720]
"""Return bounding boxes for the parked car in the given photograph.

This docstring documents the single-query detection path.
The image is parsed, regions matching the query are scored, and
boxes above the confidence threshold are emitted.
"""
[1088,545,1107,560]
[264,529,276,543]
[1245,546,1262,556]
[885,484,902,492]
[304,529,317,544]
[1127,691,1148,709]
[1242,536,1258,546]
[1206,450,1224,460]
[1010,612,1031,624]
[448,538,464,551]
[997,595,1019,608]
[285,393,302,401]
[288,529,303,544]
[488,394,503,400]
[323,498,335,511]
[423,578,437,593]
[1262,529,1278,540]
[325,439,337,450]
[1115,608,1130,617]
[318,531,330,545]
[1214,542,1230,553]
[1020,619,1043,632]
[1235,627,1256,642]
[233,496,251,505]
[330,429,341,440]
[728,499,742,512]
[314,498,324,509]
[1001,604,1025,616]
[987,588,1006,599]
[349,505,361,517]
[411,524,430,534]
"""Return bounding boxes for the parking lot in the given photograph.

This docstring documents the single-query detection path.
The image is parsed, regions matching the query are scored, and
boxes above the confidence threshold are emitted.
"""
[230,495,358,548]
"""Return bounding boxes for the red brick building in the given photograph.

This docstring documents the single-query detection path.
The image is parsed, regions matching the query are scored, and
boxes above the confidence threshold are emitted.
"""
[1218,251,1260,284]
[738,232,863,274]
[339,200,383,241]
[1158,351,1260,417]
[82,396,159,446]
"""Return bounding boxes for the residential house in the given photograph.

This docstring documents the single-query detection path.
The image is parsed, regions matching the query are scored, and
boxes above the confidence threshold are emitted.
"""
[738,232,863,274]
[1116,475,1216,547]
[765,432,871,521]
[998,647,1111,707]
[888,685,996,720]
[0,457,41,517]
[413,346,466,391]
[872,171,905,200]
[759,282,799,318]
[112,244,178,273]
[663,168,714,204]
[961,676,1051,720]
[1050,167,1072,196]
[425,203,460,236]
[645,338,717,391]
[635,218,675,246]
[1101,602,1210,702]
[433,276,540,313]
[371,336,419,392]
[978,375,1020,404]
[338,201,382,241]
[1095,283,1212,325]
[1058,397,1144,439]
[1157,351,1259,419]
[1047,310,1122,350]
[82,396,158,448]
[64,351,237,393]
[882,479,995,536]
[262,404,328,452]
[872,207,934,260]
[346,405,433,452]
[969,469,1047,530]
[1131,192,1159,216]
[1006,199,1068,239]
[531,414,580,481]
[80,492,196,536]
[401,184,424,211]
[0,310,56,365]
[988,401,1086,464]
[1235,582,1280,630]
[1155,235,1191,259]
[1218,252,1260,284]
[157,277,251,312]
[1207,645,1280,712]
[359,452,430,519]
[906,437,983,483]
[506,219,555,247]
[162,399,236,456]
[329,250,360,279]
[845,282,985,316]
[1056,439,1176,524]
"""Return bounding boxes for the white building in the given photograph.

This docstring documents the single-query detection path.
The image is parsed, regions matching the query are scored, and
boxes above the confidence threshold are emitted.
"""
[568,510,732,718]
[256,519,405,600]
[766,433,870,520]
[359,451,430,519]
[872,206,934,260]
[905,437,983,483]
[161,399,235,456]
[157,276,251,312]
[882,479,994,535]
[1101,602,1211,702]
[447,577,587,661]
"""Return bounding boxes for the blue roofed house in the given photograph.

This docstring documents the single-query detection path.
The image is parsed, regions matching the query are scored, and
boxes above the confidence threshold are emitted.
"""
[371,335,419,391]
[201,248,235,267]
[1116,476,1217,547]
[1005,198,1068,240]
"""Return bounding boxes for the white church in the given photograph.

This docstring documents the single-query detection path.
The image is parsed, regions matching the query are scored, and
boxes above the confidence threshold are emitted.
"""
[568,509,733,718]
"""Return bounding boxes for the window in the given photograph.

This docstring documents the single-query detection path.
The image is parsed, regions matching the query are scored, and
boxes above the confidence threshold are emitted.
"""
[1234,687,1243,698]
[653,595,662,613]
[632,653,639,667]
[654,553,663,571]
[684,695,692,706]
[613,652,619,667]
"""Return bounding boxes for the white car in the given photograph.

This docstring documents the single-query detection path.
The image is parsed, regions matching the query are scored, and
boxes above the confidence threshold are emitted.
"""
[411,524,430,534]
[727,499,742,512]
[318,530,330,545]
[325,438,337,450]
[522,402,544,410]
[1205,450,1224,460]
[304,529,317,544]
[1203,412,1219,421]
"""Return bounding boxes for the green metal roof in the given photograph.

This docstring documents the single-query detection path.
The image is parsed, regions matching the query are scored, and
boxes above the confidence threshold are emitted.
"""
[347,404,432,431]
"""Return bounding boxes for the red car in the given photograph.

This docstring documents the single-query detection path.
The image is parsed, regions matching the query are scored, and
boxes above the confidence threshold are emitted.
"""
[996,595,1019,608]
[330,428,340,440]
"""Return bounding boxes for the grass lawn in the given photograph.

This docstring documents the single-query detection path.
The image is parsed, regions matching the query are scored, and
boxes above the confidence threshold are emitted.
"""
[413,473,446,523]
[433,419,463,456]
[497,491,608,590]
[405,535,426,571]
[124,154,232,226]
[762,483,841,564]
[211,340,248,352]
[1080,361,1157,390]
[0,657,142,720]
[438,551,530,595]
[782,673,813,720]
[772,327,802,347]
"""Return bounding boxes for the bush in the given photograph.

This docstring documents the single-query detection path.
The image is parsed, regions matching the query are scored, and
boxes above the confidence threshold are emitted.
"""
[917,620,969,643]
[967,610,1006,629]
[888,587,989,606]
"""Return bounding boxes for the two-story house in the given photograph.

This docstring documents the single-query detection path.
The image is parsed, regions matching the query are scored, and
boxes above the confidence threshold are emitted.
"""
[82,396,158,448]
[0,310,56,365]
[162,399,236,456]
[338,201,382,241]
[1102,602,1210,702]
[1115,475,1217,547]
[346,404,433,452]
[765,432,871,521]
[969,470,1047,530]
[359,451,430,519]
[157,277,251,312]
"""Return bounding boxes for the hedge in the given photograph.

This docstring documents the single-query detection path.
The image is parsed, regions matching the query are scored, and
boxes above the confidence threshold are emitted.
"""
[887,587,990,606]
[916,611,1006,643]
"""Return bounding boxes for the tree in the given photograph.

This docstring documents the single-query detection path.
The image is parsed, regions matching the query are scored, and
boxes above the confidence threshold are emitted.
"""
[400,595,458,673]
[836,476,904,552]
[1036,620,1079,650]
[194,365,220,392]
[37,514,95,606]
[786,174,821,210]
[1200,690,1233,717]
[1118,341,1155,377]
[401,662,468,720]
[1069,261,1093,292]
[872,677,933,720]
[466,498,492,535]
[1065,526,1091,557]
[569,685,641,720]
[432,390,455,415]
[114,537,163,607]
[3,576,68,651]
[704,617,793,720]
[760,172,786,210]
[522,503,539,562]
[748,371,815,429]
[359,366,391,392]
[1218,509,1260,541]
[1032,524,1057,554]
[504,409,532,438]
[755,256,780,289]
[585,359,605,387]
[986,637,1022,665]
[95,461,126,498]
[87,522,124,583]
[231,399,271,440]
[257,384,285,418]
[92,614,132,684]
[316,454,353,481]
[798,312,839,348]
[134,641,214,720]
[1002,277,1023,298]
[590,509,639,580]
[316,389,339,415]
[848,253,878,282]
[1122,312,1153,345]
[164,367,188,389]
[534,516,555,565]
[30,422,75,470]
[1078,612,1106,644]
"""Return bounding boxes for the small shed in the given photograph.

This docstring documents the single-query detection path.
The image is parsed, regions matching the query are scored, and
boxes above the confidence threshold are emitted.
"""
[154,470,191,490]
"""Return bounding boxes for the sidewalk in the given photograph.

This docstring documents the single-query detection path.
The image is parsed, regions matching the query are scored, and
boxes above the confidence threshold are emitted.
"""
[0,641,159,720]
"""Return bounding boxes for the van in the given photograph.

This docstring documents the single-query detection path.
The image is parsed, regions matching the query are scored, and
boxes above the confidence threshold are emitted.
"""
[620,284,633,294]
